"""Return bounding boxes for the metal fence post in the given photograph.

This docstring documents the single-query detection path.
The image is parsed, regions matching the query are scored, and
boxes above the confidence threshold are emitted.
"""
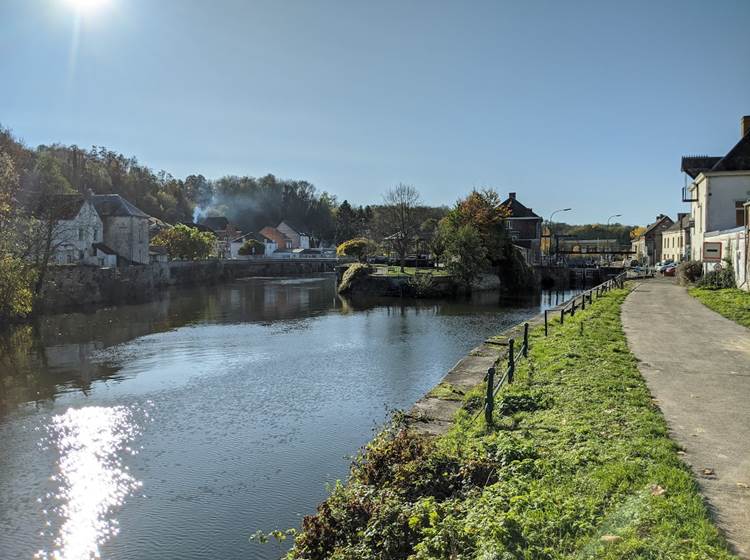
[544,310,548,337]
[484,367,495,426]
[581,294,586,310]
[508,339,515,384]
[571,299,576,316]
[523,323,529,357]
[560,308,564,325]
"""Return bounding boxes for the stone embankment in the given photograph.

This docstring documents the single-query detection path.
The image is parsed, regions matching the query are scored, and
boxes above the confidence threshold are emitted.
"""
[40,258,336,313]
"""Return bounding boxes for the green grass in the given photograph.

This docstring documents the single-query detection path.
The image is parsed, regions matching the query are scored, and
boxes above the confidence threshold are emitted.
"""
[282,289,736,559]
[373,265,450,277]
[688,287,750,329]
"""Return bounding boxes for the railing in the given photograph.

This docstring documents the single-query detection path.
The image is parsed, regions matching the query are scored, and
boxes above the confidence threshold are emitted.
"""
[476,271,628,426]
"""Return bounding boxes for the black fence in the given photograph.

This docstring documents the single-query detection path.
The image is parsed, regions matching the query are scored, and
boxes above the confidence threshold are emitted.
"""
[476,271,628,427]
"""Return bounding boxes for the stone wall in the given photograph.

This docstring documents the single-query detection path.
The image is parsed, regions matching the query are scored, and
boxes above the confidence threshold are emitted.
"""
[40,259,337,313]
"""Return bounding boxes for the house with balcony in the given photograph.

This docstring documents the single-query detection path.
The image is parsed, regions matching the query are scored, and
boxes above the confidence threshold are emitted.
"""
[681,115,750,270]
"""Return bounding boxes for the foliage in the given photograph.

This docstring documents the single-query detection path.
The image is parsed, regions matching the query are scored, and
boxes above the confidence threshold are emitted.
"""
[337,263,373,294]
[445,189,509,265]
[407,272,437,298]
[336,200,372,242]
[151,224,215,260]
[696,259,736,290]
[336,238,376,262]
[629,226,647,240]
[444,224,487,289]
[238,238,265,256]
[285,290,736,559]
[0,255,36,322]
[689,288,750,329]
[676,260,703,285]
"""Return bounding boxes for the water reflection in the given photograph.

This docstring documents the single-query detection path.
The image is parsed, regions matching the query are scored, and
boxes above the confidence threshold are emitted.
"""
[0,276,582,560]
[35,405,146,560]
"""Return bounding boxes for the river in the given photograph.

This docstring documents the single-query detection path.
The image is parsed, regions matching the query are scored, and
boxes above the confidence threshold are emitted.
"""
[0,275,577,560]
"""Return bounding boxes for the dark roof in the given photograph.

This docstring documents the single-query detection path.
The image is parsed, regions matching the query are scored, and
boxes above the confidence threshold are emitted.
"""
[200,216,229,231]
[643,215,674,237]
[231,231,273,244]
[148,245,168,255]
[93,242,117,255]
[500,197,541,219]
[48,194,86,220]
[278,220,309,235]
[681,131,750,178]
[90,194,149,218]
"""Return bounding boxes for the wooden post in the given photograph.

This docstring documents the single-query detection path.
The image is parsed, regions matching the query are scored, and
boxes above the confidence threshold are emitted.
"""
[544,310,548,337]
[508,339,515,384]
[484,367,495,426]
[523,323,529,358]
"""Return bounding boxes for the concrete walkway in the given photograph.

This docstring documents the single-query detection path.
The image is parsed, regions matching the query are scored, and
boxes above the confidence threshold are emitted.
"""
[622,278,750,557]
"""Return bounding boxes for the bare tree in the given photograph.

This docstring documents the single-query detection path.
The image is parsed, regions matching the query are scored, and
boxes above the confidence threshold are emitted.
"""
[382,183,421,272]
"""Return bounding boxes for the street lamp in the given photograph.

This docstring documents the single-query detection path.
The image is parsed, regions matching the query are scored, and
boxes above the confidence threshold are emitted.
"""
[546,208,572,261]
[602,214,622,263]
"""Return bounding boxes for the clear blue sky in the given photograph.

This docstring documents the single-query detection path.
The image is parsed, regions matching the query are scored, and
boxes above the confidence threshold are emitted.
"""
[1,0,749,224]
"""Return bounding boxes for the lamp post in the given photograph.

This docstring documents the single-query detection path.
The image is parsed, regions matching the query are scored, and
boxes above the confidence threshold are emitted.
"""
[547,208,572,262]
[603,213,622,263]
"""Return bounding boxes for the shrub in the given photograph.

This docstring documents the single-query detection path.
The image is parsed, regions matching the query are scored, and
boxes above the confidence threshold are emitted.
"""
[677,260,703,285]
[337,263,372,294]
[238,238,265,256]
[696,259,736,290]
[336,238,376,262]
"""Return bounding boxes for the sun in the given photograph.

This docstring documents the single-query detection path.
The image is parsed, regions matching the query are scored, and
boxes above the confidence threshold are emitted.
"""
[64,0,109,13]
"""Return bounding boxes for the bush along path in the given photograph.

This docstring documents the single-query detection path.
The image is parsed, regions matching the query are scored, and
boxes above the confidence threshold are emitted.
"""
[283,288,737,559]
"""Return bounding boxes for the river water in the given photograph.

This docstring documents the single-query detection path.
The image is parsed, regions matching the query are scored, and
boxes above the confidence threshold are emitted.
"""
[0,275,576,560]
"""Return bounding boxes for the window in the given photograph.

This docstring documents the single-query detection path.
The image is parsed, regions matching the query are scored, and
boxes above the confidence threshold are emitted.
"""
[78,228,84,241]
[736,201,747,227]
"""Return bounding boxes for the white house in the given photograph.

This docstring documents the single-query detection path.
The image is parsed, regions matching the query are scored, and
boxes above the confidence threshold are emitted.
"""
[46,195,116,267]
[229,232,278,258]
[681,115,750,266]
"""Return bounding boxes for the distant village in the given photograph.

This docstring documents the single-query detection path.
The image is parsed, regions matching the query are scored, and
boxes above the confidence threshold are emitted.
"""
[41,115,750,292]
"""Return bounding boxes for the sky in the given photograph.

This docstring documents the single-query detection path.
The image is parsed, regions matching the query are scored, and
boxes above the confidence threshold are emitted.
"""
[1,0,749,225]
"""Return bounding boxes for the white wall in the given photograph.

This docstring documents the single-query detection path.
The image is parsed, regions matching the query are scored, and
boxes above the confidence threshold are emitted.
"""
[691,172,750,261]
[703,228,747,289]
[52,201,103,264]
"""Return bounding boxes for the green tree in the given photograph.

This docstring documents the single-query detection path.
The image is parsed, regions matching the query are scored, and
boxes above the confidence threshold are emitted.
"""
[151,224,216,260]
[238,238,265,256]
[445,225,487,289]
[336,200,358,242]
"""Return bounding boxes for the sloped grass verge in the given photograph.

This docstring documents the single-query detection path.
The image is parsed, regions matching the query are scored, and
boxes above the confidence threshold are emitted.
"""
[688,287,750,329]
[284,289,736,559]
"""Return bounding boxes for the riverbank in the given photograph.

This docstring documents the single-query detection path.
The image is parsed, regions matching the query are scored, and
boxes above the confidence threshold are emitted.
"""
[284,287,737,559]
[36,258,337,314]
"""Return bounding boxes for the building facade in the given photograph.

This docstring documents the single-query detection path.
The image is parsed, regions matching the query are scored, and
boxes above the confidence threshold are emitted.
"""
[276,221,311,249]
[660,213,691,264]
[500,193,542,265]
[91,194,150,264]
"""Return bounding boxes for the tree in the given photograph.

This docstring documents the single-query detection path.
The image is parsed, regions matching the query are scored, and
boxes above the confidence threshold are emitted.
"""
[630,226,647,240]
[238,238,265,256]
[381,183,421,272]
[445,224,487,289]
[336,200,358,242]
[336,238,375,262]
[151,224,215,260]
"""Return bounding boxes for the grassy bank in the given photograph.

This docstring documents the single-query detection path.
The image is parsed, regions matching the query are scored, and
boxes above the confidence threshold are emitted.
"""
[284,289,735,559]
[688,287,750,329]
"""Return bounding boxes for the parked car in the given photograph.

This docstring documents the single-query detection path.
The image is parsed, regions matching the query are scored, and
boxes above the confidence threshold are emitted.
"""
[663,264,677,277]
[657,260,674,273]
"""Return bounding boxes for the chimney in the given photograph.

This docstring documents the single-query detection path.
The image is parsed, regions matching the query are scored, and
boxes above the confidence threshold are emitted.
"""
[677,212,688,221]
[742,115,750,138]
[508,192,516,200]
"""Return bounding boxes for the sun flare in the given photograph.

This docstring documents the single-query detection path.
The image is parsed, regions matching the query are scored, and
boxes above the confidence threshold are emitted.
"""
[64,0,109,13]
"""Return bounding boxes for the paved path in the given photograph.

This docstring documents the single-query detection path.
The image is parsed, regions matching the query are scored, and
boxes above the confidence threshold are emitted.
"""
[622,279,750,557]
